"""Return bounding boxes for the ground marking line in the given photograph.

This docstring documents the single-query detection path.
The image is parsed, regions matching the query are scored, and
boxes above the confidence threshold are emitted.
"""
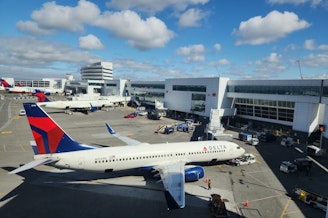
[280,197,291,218]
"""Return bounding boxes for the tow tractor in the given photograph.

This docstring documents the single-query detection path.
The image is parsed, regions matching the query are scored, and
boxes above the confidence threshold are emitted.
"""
[208,194,229,217]
[293,187,327,212]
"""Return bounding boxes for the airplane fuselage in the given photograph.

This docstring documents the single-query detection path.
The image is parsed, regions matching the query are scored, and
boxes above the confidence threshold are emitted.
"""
[35,140,244,172]
[37,99,113,110]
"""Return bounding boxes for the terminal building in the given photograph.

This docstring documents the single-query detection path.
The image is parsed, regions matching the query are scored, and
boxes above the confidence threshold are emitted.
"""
[64,62,328,149]
[3,61,328,149]
[80,62,113,81]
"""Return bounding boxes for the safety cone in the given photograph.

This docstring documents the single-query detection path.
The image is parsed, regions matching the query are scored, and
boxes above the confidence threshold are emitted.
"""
[244,200,249,207]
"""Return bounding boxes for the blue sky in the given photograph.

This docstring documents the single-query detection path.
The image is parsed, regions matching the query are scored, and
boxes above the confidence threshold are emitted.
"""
[0,0,327,81]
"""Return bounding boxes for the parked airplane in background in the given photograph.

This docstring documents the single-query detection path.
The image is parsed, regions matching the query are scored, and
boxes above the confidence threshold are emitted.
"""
[1,79,50,95]
[9,103,245,209]
[36,93,112,114]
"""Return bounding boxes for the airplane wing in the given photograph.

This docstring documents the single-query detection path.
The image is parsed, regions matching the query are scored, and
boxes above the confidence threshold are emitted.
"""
[154,161,186,210]
[8,158,58,174]
[105,123,141,145]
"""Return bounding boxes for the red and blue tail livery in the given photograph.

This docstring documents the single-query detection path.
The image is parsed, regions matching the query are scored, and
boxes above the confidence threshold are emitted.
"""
[1,79,13,88]
[35,92,50,103]
[23,103,94,154]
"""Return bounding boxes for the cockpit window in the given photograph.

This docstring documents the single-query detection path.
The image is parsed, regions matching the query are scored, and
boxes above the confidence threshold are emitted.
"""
[237,146,241,149]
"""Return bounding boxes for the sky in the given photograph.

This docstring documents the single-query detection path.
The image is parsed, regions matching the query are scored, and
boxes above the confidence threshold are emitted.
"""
[0,0,328,81]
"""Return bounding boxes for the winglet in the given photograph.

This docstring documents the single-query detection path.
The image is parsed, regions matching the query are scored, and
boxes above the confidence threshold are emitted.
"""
[105,123,141,146]
[106,123,116,134]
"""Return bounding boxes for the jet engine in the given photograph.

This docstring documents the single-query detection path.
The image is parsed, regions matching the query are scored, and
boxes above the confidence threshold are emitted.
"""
[184,165,204,182]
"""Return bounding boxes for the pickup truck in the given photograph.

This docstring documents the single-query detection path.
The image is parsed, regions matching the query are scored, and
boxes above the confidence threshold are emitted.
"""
[230,153,256,166]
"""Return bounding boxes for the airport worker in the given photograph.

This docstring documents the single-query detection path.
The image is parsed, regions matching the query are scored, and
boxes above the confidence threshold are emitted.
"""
[208,179,212,190]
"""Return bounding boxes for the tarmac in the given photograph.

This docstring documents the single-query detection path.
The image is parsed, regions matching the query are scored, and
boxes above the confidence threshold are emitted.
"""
[0,93,327,218]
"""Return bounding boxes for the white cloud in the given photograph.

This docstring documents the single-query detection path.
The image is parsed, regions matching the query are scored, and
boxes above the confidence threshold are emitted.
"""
[113,58,186,80]
[176,44,206,62]
[16,20,54,35]
[268,0,323,8]
[30,0,100,32]
[214,43,222,51]
[178,8,207,27]
[234,10,310,45]
[318,44,328,50]
[254,53,286,74]
[304,39,316,50]
[106,0,209,14]
[209,59,231,68]
[94,10,174,50]
[18,1,175,50]
[0,36,100,68]
[79,34,104,50]
[302,53,328,67]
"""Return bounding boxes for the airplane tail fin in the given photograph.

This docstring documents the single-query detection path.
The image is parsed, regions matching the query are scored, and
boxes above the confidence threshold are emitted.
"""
[35,92,50,102]
[23,103,94,154]
[1,79,13,88]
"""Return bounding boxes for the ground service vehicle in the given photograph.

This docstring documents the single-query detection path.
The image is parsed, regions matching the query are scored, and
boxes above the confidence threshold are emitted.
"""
[18,109,26,116]
[177,123,189,132]
[124,113,136,118]
[280,161,297,173]
[281,137,295,147]
[259,133,276,142]
[293,187,327,212]
[230,153,256,166]
[238,132,252,142]
[293,158,313,171]
[208,194,229,218]
[247,138,259,146]
[164,126,175,134]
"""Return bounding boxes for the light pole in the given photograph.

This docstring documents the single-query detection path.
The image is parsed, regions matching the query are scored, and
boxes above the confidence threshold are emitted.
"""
[296,60,303,80]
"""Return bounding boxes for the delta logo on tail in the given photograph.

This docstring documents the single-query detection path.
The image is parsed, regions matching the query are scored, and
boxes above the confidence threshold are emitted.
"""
[1,79,13,88]
[25,103,93,154]
[35,92,50,103]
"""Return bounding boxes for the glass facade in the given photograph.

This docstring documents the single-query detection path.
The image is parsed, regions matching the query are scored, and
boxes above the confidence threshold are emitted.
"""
[106,84,117,87]
[131,84,165,89]
[88,82,104,86]
[191,93,206,112]
[173,85,206,92]
[228,85,320,96]
[235,98,294,122]
[15,80,50,88]
[322,86,328,97]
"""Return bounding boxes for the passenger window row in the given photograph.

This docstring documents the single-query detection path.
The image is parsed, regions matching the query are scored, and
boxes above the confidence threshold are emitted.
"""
[94,150,225,164]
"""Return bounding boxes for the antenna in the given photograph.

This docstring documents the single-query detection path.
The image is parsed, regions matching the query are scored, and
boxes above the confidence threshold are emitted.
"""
[296,60,303,80]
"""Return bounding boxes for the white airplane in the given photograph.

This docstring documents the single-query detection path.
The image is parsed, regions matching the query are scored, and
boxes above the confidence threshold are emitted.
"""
[9,102,245,209]
[1,79,50,95]
[68,93,131,105]
[36,93,113,114]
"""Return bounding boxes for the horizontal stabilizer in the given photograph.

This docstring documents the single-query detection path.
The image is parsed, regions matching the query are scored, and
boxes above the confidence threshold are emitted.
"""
[9,158,57,174]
